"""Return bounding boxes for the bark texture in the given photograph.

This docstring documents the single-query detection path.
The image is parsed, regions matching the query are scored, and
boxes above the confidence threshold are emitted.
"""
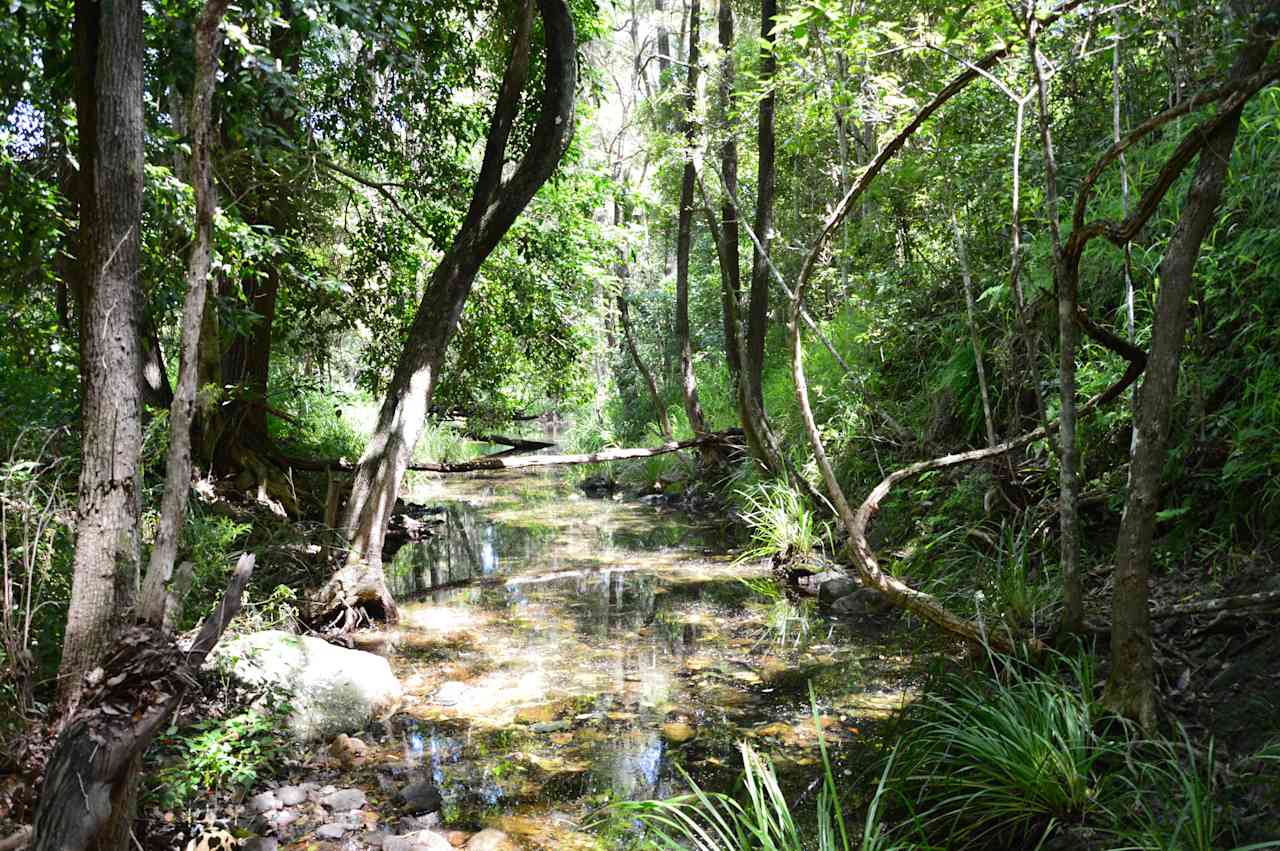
[59,0,146,717]
[1104,12,1278,728]
[323,0,577,627]
[33,555,254,851]
[1028,19,1083,636]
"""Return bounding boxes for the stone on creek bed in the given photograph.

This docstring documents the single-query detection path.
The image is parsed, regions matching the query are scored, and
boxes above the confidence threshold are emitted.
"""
[830,588,895,617]
[817,576,859,606]
[383,830,454,851]
[206,630,403,741]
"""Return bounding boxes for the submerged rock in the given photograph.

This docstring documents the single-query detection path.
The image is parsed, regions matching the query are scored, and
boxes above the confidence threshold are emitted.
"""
[817,577,859,606]
[830,588,894,618]
[466,829,517,851]
[208,630,403,741]
[398,778,443,814]
[660,721,696,743]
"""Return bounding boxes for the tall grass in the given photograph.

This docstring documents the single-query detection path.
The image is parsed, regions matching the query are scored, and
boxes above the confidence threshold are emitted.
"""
[1111,729,1280,851]
[615,695,926,851]
[894,652,1118,849]
[735,481,827,563]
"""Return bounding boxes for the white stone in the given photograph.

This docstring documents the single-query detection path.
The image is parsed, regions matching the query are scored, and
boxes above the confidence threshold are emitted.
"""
[207,630,402,741]
[383,830,453,851]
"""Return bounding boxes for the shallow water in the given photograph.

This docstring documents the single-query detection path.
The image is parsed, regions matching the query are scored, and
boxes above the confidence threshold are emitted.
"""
[358,470,920,847]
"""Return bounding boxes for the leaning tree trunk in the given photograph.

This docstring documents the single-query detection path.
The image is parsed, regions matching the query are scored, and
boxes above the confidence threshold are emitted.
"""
[319,0,577,628]
[674,0,710,442]
[1103,13,1277,728]
[58,0,146,721]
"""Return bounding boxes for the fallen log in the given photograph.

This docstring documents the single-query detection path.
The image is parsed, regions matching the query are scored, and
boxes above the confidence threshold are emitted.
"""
[462,432,556,452]
[1151,589,1280,618]
[283,431,740,475]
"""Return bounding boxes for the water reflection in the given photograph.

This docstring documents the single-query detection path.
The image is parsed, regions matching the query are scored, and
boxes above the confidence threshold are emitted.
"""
[374,474,917,841]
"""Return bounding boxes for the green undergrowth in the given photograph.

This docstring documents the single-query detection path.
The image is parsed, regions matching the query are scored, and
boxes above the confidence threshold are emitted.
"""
[615,653,1280,851]
[143,684,295,815]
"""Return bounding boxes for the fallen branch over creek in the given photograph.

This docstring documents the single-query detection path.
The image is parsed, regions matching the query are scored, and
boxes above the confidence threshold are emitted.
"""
[284,431,740,475]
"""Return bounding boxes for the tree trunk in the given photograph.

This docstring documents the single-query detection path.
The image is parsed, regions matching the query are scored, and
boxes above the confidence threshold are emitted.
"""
[950,211,997,448]
[616,190,673,440]
[675,0,709,440]
[655,0,671,83]
[139,0,228,627]
[709,0,770,466]
[744,0,777,408]
[320,0,577,628]
[618,293,675,440]
[1104,13,1277,728]
[59,0,146,725]
[1029,21,1083,636]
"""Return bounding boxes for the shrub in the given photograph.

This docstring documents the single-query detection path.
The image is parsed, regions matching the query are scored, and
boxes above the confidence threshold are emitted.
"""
[145,689,293,813]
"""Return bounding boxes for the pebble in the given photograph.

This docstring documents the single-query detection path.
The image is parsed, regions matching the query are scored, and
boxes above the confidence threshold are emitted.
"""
[315,823,352,839]
[383,830,453,851]
[248,791,281,813]
[321,787,368,811]
[275,785,307,806]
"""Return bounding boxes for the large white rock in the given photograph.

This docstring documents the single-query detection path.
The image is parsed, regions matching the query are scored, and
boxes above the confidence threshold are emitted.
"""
[208,630,402,741]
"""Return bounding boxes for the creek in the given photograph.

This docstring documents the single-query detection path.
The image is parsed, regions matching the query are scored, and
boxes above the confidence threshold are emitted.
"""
[349,469,921,848]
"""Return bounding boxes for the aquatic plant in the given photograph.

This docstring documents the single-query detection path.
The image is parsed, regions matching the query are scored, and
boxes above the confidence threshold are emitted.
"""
[615,693,923,850]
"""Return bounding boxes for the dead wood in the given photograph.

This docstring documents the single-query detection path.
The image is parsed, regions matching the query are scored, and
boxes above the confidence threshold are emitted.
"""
[1152,590,1280,618]
[283,431,739,476]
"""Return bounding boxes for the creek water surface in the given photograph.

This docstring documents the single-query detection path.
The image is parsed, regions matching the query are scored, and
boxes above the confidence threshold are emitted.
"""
[355,469,919,848]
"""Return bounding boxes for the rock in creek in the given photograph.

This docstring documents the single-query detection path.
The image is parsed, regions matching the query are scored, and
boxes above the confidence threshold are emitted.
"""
[397,777,443,814]
[207,630,402,741]
[830,588,894,618]
[465,829,518,851]
[383,830,454,851]
[817,577,859,606]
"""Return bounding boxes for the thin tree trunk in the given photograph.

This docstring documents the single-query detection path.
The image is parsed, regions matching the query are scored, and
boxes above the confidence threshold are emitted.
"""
[675,0,709,439]
[744,0,778,407]
[59,0,146,722]
[322,0,577,628]
[1009,97,1050,431]
[1104,13,1277,728]
[139,0,227,627]
[655,0,672,83]
[1029,17,1083,636]
[950,210,997,448]
[618,288,674,439]
[709,0,772,466]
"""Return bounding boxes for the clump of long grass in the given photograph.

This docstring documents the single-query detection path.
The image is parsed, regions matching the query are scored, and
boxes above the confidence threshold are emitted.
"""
[735,481,827,563]
[1110,729,1280,851]
[615,695,923,851]
[894,651,1118,849]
